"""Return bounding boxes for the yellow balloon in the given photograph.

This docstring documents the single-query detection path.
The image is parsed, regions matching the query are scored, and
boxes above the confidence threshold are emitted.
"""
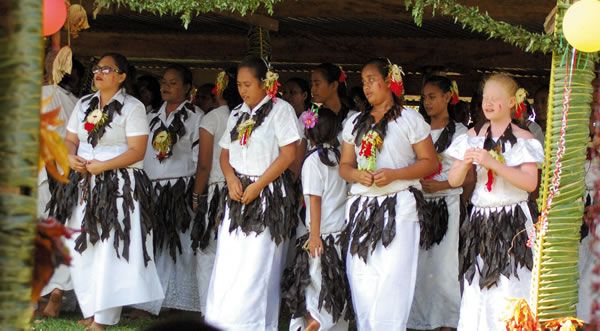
[563,0,600,52]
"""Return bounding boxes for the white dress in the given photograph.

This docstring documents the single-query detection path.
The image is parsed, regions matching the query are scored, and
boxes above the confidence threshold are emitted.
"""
[193,104,230,314]
[205,96,301,331]
[408,122,467,329]
[577,157,599,322]
[138,101,204,313]
[341,108,431,331]
[64,89,164,322]
[287,149,349,331]
[39,85,77,298]
[446,133,544,331]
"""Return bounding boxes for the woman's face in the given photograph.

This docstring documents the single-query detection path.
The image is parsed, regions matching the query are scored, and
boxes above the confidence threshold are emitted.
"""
[422,83,451,118]
[482,80,515,122]
[93,56,125,92]
[160,69,188,104]
[361,64,389,106]
[237,67,266,108]
[282,81,308,115]
[311,70,337,104]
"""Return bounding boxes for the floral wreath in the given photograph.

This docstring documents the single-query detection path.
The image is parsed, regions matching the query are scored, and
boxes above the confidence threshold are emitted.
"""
[386,60,405,97]
[299,103,320,129]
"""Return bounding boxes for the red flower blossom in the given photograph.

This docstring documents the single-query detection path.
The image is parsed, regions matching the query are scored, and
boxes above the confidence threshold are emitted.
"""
[389,80,404,97]
[84,122,95,132]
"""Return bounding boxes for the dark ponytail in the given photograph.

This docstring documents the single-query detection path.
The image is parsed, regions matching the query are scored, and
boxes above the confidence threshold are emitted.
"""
[305,107,341,167]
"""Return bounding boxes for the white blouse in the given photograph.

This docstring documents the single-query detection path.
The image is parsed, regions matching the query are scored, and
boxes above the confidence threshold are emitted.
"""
[219,96,301,176]
[446,134,544,208]
[42,85,77,138]
[302,150,348,235]
[342,107,431,197]
[426,122,468,198]
[200,104,230,184]
[66,89,149,169]
[143,101,204,180]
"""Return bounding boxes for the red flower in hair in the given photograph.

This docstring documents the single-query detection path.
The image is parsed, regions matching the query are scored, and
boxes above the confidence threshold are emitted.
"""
[450,94,460,105]
[515,102,527,119]
[339,70,347,84]
[389,80,404,97]
[211,86,218,96]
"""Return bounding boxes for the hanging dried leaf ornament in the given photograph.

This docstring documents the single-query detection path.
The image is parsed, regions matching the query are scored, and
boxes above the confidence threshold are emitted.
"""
[212,70,229,97]
[152,130,172,162]
[358,130,383,172]
[387,61,405,97]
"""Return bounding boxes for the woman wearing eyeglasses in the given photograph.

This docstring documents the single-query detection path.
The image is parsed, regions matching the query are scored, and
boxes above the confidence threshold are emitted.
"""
[51,53,163,330]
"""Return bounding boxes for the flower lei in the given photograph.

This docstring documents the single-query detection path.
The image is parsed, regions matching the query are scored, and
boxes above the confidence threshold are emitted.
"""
[387,61,405,97]
[358,130,383,172]
[149,102,195,162]
[299,103,320,129]
[84,108,108,133]
[514,87,528,119]
[211,71,229,97]
[263,70,281,101]
[486,144,506,192]
[237,118,256,146]
[152,130,172,162]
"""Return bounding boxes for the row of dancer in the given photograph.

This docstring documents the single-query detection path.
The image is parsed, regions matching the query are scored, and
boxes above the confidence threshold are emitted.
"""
[39,50,596,330]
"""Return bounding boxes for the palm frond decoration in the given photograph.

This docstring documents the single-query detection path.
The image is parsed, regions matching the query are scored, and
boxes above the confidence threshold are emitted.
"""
[531,1,597,323]
[0,0,42,329]
[246,25,271,63]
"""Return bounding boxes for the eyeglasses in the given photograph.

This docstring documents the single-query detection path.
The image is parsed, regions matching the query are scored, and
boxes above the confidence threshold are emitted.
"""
[92,65,122,75]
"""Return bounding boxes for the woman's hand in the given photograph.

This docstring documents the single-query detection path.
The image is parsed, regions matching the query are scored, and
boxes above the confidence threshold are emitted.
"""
[68,155,88,174]
[466,147,497,169]
[307,234,324,258]
[85,160,106,175]
[420,179,447,193]
[372,168,396,187]
[226,175,243,202]
[241,182,262,205]
[354,170,374,186]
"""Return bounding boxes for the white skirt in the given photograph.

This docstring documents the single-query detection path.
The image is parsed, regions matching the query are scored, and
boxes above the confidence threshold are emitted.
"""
[289,232,349,331]
[577,233,595,322]
[408,194,461,329]
[346,191,420,331]
[205,207,287,331]
[457,201,534,331]
[65,170,164,318]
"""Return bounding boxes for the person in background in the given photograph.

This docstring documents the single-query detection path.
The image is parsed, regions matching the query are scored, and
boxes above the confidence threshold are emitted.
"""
[137,75,162,113]
[195,83,217,113]
[533,86,549,132]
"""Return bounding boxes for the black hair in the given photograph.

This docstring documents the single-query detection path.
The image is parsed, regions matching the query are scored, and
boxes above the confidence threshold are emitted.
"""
[221,66,243,110]
[98,52,134,94]
[305,107,341,166]
[136,75,162,110]
[58,58,85,97]
[418,75,461,124]
[351,58,404,146]
[285,77,311,110]
[313,63,352,117]
[239,55,268,81]
[349,86,368,112]
[165,63,193,95]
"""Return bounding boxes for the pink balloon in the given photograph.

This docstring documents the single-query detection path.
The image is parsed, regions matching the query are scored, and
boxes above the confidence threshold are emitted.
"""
[43,0,67,37]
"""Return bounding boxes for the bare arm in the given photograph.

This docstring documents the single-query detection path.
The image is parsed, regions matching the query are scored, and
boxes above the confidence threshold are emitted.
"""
[448,159,473,188]
[307,195,324,257]
[220,148,242,201]
[86,135,148,175]
[65,131,87,174]
[289,139,307,181]
[194,128,214,195]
